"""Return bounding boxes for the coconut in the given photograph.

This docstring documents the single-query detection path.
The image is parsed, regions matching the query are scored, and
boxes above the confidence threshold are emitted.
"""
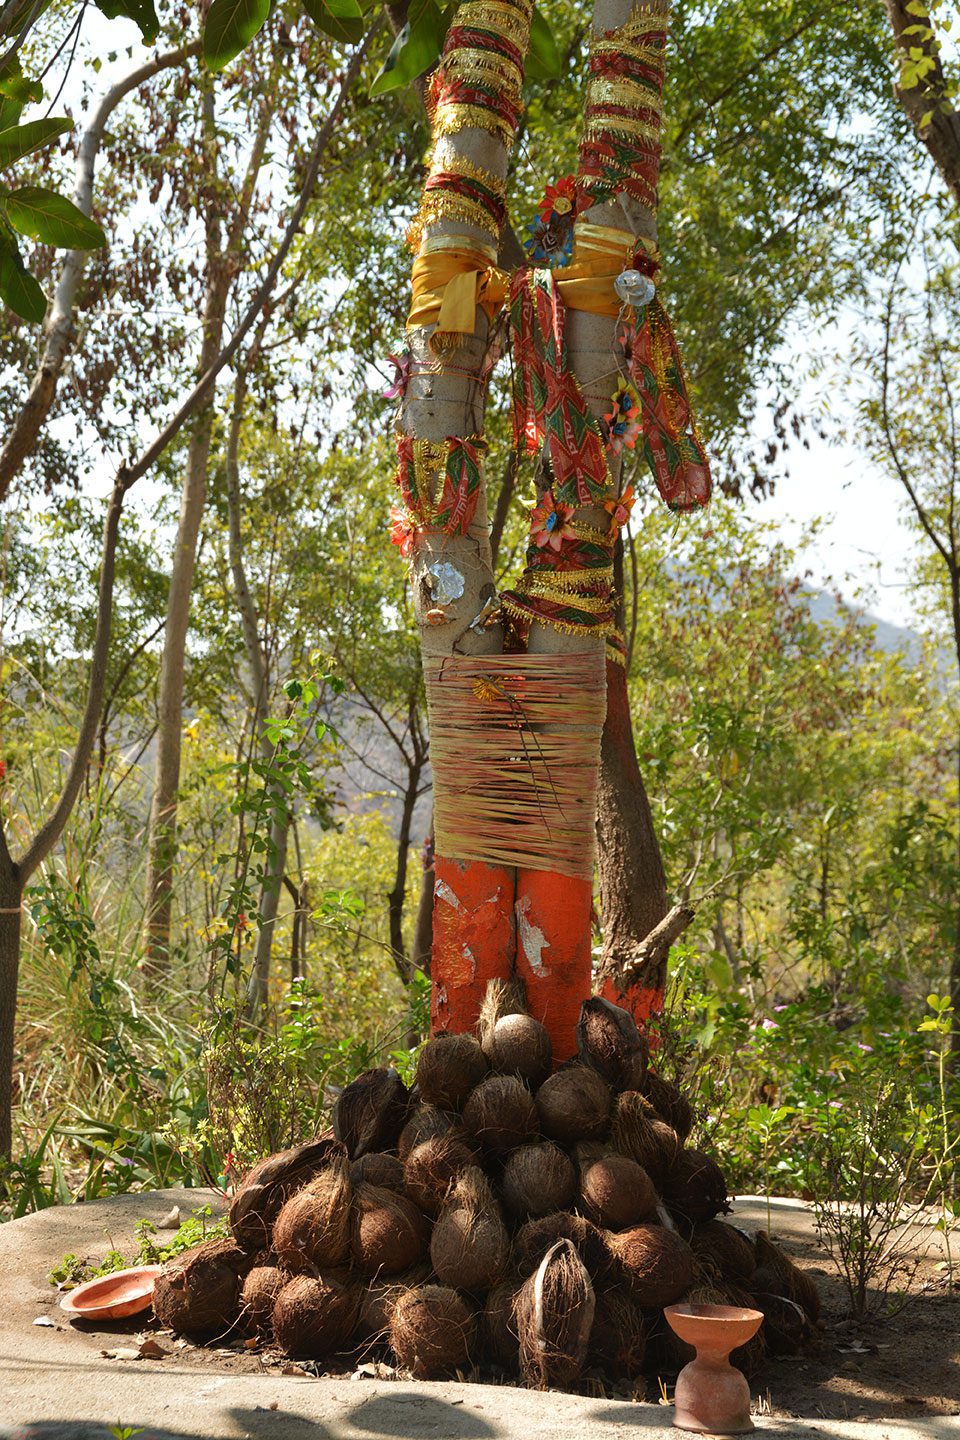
[755,1230,821,1322]
[397,1104,470,1161]
[480,1281,521,1373]
[415,1033,489,1110]
[576,996,648,1092]
[536,1064,612,1144]
[610,1091,681,1182]
[572,1139,618,1167]
[239,1264,286,1337]
[153,1237,251,1337]
[229,1134,338,1250]
[485,1014,553,1088]
[690,1220,757,1284]
[332,1066,409,1159]
[403,1135,474,1217]
[580,1154,658,1230]
[512,1210,609,1281]
[641,1071,694,1140]
[430,1167,510,1295]
[477,976,528,1051]
[389,1284,475,1377]
[607,1224,695,1308]
[272,1272,360,1359]
[752,1289,812,1355]
[588,1289,647,1379]
[357,1262,432,1338]
[273,1151,352,1271]
[350,1152,405,1192]
[462,1075,538,1158]
[515,1239,595,1390]
[501,1142,577,1220]
[351,1182,428,1278]
[663,1148,731,1224]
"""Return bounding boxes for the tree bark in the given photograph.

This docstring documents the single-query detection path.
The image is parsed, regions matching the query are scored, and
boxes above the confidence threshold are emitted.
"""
[885,0,960,211]
[0,831,22,1162]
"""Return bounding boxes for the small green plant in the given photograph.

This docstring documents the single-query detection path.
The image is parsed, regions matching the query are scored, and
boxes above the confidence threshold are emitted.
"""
[108,1425,144,1440]
[917,993,958,1285]
[48,1206,228,1289]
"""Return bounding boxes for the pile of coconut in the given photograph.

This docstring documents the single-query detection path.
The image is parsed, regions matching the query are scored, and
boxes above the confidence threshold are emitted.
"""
[153,988,819,1390]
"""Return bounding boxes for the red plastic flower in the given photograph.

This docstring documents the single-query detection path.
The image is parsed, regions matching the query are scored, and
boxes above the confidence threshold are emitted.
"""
[389,505,416,557]
[529,490,575,552]
[604,483,636,528]
[538,175,576,225]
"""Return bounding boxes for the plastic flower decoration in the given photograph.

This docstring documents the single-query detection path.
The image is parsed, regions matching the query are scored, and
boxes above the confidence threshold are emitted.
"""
[524,174,576,268]
[603,483,636,529]
[389,505,416,557]
[383,352,411,401]
[529,490,576,552]
[604,378,642,454]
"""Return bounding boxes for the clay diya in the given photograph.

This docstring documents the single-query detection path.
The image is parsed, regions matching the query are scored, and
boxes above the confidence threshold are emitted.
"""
[60,1264,163,1321]
[664,1301,764,1435]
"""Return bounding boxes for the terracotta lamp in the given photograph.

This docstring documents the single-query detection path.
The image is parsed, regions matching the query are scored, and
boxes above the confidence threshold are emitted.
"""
[664,1301,764,1435]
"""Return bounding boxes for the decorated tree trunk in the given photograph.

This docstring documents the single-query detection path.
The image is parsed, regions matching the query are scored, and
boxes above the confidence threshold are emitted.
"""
[393,0,709,1055]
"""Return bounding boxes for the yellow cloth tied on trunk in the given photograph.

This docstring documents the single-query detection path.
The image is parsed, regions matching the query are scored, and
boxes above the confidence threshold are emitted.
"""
[407,235,509,346]
[556,221,656,316]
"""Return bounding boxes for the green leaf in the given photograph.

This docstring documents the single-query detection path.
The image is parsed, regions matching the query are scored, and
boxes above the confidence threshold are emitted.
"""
[370,0,445,96]
[0,229,46,321]
[526,7,561,81]
[301,0,364,44]
[0,98,23,131]
[203,0,271,72]
[0,117,72,168]
[93,0,159,44]
[5,187,106,249]
[0,56,44,107]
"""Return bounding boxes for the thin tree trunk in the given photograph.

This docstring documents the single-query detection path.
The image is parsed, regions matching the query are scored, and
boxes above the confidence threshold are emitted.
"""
[0,43,200,501]
[596,541,669,1014]
[0,833,22,1162]
[412,834,434,979]
[143,86,274,970]
[388,753,423,988]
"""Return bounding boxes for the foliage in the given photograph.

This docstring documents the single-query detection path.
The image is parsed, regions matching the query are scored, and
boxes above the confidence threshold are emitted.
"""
[48,1204,229,1289]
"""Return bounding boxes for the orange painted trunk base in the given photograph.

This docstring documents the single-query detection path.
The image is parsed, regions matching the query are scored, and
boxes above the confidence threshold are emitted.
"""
[431,855,516,1034]
[515,868,593,1064]
[599,977,665,1044]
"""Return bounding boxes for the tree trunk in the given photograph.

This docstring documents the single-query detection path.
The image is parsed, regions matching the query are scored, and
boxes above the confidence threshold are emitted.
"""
[885,0,960,212]
[0,835,21,1161]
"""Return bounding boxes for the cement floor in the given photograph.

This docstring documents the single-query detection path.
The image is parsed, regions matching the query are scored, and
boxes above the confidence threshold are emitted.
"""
[0,1188,955,1440]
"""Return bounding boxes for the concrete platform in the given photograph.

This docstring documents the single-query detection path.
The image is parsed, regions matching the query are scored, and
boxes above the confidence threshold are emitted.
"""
[0,1189,956,1440]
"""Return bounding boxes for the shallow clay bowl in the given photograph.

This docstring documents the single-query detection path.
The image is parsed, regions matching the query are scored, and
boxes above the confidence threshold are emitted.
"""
[665,1302,763,1352]
[60,1265,163,1321]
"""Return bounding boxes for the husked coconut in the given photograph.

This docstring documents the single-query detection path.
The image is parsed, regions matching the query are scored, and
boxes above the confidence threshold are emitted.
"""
[272,1272,360,1358]
[752,1289,814,1355]
[229,1135,338,1250]
[357,1261,431,1338]
[403,1135,474,1217]
[430,1167,510,1295]
[485,1014,553,1088]
[576,997,648,1091]
[480,1281,521,1373]
[536,1064,611,1144]
[333,1067,409,1159]
[663,1148,731,1223]
[477,976,528,1056]
[755,1230,821,1322]
[607,1223,695,1308]
[240,1265,285,1337]
[502,1142,577,1219]
[611,1091,681,1182]
[580,1154,658,1229]
[641,1071,694,1140]
[350,1152,405,1192]
[389,1284,475,1377]
[397,1105,470,1161]
[153,1237,251,1337]
[415,1033,489,1109]
[513,1210,608,1280]
[588,1289,647,1378]
[273,1151,352,1271]
[462,1075,538,1158]
[350,1182,428,1277]
[515,1239,595,1389]
[690,1220,756,1284]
